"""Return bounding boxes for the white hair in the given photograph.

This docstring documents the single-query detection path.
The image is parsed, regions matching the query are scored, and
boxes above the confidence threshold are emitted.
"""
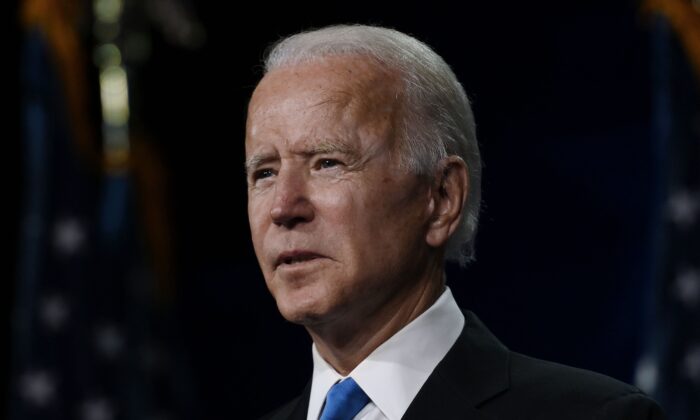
[263,24,482,266]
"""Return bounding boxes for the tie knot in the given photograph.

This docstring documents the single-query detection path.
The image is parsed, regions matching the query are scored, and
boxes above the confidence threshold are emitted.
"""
[319,377,370,420]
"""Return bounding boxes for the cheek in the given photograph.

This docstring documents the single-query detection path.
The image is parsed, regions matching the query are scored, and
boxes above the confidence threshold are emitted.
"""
[247,195,271,253]
[313,183,359,226]
[315,182,394,253]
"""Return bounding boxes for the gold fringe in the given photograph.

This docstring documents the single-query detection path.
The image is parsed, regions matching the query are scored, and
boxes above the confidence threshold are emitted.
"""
[644,0,700,81]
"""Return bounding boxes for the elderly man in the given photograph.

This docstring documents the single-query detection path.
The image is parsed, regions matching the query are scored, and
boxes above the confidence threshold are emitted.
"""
[245,25,665,420]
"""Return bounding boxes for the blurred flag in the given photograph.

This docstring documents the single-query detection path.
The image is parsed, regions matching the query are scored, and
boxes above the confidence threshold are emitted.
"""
[637,1,700,419]
[14,1,105,418]
[12,1,186,419]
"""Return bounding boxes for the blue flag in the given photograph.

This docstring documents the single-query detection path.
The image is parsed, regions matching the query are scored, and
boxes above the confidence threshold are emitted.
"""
[12,2,188,419]
[637,3,700,419]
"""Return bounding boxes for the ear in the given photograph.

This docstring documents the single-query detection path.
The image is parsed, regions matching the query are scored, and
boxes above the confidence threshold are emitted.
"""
[425,156,469,248]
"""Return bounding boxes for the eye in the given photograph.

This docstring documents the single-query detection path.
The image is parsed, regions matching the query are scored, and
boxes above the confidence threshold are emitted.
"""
[317,158,341,169]
[252,168,275,181]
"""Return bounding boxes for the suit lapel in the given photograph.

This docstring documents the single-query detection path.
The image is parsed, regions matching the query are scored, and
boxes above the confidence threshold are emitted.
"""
[265,380,311,420]
[402,310,510,420]
[275,311,510,420]
[287,383,310,420]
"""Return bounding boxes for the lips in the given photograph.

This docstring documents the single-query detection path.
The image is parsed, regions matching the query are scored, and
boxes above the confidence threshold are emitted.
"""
[274,250,324,268]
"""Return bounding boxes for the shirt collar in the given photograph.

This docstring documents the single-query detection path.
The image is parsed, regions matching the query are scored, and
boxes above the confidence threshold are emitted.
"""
[307,287,465,420]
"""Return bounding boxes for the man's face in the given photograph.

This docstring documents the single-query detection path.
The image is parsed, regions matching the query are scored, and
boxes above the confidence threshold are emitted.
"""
[245,56,434,327]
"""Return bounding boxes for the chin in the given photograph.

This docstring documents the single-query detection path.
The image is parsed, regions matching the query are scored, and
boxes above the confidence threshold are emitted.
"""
[277,302,329,326]
[273,288,332,326]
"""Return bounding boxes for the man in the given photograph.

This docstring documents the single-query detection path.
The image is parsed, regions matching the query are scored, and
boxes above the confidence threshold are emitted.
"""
[245,24,666,420]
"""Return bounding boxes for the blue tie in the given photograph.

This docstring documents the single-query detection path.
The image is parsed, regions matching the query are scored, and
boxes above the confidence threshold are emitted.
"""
[319,377,370,420]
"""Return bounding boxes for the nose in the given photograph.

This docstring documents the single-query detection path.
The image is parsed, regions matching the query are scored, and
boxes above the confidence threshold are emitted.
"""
[270,168,314,229]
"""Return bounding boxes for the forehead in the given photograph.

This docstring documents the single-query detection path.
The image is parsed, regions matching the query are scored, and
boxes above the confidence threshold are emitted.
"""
[246,56,401,144]
[251,55,398,108]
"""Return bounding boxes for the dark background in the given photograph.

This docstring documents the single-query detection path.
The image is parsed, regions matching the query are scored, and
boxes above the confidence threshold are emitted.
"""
[170,1,659,417]
[9,1,671,419]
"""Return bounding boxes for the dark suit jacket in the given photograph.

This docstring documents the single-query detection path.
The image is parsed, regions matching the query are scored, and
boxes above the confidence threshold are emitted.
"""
[261,310,666,420]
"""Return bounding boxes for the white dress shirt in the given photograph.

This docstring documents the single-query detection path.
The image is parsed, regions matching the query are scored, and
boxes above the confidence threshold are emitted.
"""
[307,287,465,420]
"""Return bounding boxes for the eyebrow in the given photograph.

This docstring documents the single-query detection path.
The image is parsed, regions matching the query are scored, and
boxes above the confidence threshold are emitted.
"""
[244,152,277,176]
[303,141,358,158]
[244,140,360,176]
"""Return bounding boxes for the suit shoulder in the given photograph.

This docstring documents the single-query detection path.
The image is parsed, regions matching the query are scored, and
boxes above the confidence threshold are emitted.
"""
[509,351,637,397]
[257,395,303,420]
[258,380,311,420]
[496,352,666,419]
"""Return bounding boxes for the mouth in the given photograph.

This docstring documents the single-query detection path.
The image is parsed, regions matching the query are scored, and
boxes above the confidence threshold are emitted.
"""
[274,251,324,269]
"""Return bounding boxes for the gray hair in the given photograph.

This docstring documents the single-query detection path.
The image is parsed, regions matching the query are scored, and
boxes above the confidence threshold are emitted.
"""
[263,24,482,266]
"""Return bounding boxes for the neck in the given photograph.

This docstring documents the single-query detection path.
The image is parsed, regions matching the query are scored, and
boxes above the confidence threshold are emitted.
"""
[307,261,445,376]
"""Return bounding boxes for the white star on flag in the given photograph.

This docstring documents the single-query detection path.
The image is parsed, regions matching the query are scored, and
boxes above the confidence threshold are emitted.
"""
[39,294,70,332]
[95,325,125,360]
[668,190,699,228]
[19,370,55,407]
[672,268,700,308]
[682,345,700,382]
[634,355,658,393]
[81,398,115,420]
[53,218,86,256]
